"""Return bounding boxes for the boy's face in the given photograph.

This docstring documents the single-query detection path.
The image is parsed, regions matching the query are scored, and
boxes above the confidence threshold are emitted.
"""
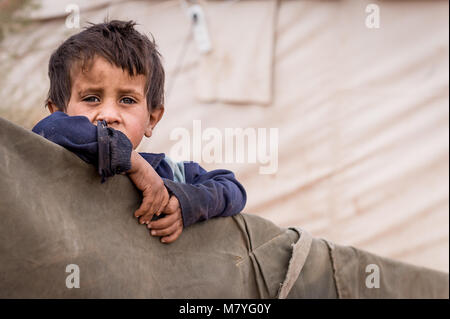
[49,56,164,149]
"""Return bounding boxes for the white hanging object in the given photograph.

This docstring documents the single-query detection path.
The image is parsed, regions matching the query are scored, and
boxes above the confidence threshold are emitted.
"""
[187,4,212,54]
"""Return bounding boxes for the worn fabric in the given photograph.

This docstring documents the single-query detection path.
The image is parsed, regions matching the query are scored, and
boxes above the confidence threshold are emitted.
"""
[31,111,247,228]
[321,240,449,299]
[96,119,132,182]
[195,0,277,105]
[0,117,448,298]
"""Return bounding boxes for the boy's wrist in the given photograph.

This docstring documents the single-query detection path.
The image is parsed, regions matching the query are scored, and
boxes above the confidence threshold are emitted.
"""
[127,150,145,174]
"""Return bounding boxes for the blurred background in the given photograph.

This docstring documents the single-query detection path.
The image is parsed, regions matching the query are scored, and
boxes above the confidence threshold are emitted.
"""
[0,0,448,272]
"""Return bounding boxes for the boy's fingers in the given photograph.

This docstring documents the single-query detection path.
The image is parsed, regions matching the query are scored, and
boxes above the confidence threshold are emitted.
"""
[134,200,151,218]
[148,210,180,229]
[136,199,157,224]
[139,213,154,225]
[141,186,159,215]
[137,195,168,225]
[163,196,179,214]
[161,227,183,244]
[147,200,159,221]
[155,189,169,217]
[150,220,180,237]
[134,187,171,223]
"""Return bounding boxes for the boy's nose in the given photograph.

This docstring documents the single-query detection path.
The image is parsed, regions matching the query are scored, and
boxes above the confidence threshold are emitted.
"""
[96,104,120,125]
[97,114,119,125]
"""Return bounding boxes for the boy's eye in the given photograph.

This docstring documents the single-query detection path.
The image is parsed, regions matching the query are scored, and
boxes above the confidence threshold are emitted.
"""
[83,96,100,103]
[120,97,136,104]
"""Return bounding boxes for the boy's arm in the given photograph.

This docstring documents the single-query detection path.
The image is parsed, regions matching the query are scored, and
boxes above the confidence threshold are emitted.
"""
[161,160,247,228]
[33,111,169,221]
[33,112,246,229]
[32,111,132,180]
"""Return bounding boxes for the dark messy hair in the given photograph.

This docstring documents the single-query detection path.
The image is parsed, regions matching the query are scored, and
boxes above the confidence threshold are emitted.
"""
[46,20,165,112]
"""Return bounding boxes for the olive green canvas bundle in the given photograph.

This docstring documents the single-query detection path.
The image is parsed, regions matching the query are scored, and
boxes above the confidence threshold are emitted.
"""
[0,117,448,298]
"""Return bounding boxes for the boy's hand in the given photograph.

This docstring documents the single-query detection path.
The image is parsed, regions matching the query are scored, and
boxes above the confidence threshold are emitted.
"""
[128,151,170,225]
[148,195,184,244]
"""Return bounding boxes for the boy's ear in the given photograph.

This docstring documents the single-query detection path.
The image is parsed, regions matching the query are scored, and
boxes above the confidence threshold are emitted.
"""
[145,106,165,138]
[47,100,58,114]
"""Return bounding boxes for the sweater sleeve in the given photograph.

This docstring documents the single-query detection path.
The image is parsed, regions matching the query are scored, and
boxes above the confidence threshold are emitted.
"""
[161,158,247,228]
[32,111,132,182]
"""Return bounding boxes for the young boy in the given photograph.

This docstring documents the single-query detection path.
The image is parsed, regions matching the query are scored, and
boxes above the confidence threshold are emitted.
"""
[32,20,247,244]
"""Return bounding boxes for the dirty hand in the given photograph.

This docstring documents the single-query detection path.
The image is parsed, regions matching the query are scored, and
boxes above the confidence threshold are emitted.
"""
[127,151,170,225]
[148,195,184,244]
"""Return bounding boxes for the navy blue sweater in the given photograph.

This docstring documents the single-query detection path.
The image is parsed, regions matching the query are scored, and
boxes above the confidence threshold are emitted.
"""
[32,111,247,227]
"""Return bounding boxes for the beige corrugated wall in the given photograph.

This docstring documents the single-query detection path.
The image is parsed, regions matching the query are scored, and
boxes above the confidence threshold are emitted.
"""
[0,0,448,272]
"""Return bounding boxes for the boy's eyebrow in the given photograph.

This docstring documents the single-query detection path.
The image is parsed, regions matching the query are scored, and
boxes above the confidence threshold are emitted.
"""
[77,87,104,95]
[77,87,144,97]
[117,88,144,97]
